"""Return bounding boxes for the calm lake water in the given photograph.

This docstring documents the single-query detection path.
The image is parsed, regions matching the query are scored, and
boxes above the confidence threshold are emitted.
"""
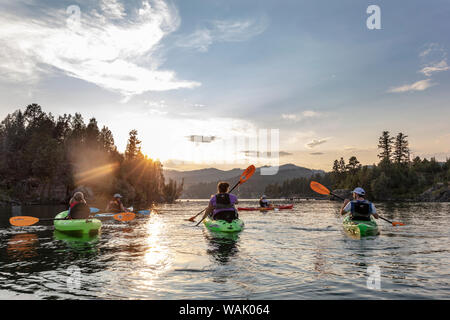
[0,201,449,299]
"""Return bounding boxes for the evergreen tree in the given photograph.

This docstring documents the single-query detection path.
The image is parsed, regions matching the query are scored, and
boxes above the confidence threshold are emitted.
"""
[125,129,142,160]
[393,132,410,164]
[377,131,394,163]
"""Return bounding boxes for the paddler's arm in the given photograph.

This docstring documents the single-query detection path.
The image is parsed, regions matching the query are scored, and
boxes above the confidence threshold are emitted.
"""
[371,204,379,219]
[340,199,350,215]
[200,202,214,221]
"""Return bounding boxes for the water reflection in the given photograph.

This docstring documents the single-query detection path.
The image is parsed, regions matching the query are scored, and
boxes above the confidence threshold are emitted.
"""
[53,231,99,253]
[205,231,240,264]
[7,233,39,259]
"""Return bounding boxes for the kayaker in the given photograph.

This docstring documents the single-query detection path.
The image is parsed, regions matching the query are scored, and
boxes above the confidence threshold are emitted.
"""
[67,192,91,219]
[340,187,379,221]
[105,194,127,213]
[200,182,239,223]
[259,195,271,208]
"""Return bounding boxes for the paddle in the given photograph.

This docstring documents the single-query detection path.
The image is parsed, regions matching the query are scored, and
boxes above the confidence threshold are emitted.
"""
[9,212,135,227]
[309,181,405,226]
[194,165,256,226]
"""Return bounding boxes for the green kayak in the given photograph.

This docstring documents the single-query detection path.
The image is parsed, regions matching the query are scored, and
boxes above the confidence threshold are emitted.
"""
[342,215,379,238]
[204,217,244,233]
[54,211,102,235]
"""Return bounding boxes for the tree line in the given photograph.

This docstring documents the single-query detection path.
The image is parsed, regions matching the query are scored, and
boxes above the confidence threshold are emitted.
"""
[264,131,449,200]
[0,104,183,206]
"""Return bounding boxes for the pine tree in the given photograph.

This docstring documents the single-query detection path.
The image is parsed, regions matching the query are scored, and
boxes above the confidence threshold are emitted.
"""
[346,156,361,172]
[393,132,410,164]
[125,129,142,160]
[378,131,394,163]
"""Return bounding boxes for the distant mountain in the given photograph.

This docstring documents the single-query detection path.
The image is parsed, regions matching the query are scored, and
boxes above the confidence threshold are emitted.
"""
[164,164,325,198]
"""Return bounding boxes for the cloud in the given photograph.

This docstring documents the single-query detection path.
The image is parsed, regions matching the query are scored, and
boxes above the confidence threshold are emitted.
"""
[101,0,126,19]
[0,1,200,96]
[176,16,268,52]
[281,110,322,122]
[310,152,324,155]
[420,60,449,76]
[388,79,435,93]
[306,138,329,149]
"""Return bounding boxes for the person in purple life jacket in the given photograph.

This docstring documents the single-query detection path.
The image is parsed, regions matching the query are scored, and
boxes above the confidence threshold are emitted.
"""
[199,182,239,223]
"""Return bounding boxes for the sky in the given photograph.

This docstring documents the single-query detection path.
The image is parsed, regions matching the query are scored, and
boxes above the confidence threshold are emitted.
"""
[0,0,449,171]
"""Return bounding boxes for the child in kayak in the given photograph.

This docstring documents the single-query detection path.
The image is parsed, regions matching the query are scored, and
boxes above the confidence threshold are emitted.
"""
[259,195,271,208]
[340,187,379,221]
[200,182,239,223]
[105,193,128,213]
[68,192,91,219]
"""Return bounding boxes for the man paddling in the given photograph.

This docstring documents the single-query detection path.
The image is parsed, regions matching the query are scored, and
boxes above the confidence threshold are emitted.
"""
[340,187,379,221]
[199,182,239,223]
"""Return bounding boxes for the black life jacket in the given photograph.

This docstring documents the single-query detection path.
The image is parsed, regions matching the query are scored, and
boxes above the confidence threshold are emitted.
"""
[350,200,373,221]
[214,193,234,210]
[212,193,238,222]
[68,202,91,219]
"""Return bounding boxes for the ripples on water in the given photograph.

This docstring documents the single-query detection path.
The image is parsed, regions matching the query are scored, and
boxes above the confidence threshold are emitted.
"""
[0,201,449,299]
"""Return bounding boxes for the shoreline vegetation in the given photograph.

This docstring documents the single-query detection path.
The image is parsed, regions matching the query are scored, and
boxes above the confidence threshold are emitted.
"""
[1,105,448,206]
[0,104,183,208]
[265,131,449,202]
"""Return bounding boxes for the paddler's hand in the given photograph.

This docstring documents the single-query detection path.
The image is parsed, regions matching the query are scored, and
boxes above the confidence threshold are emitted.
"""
[343,199,350,206]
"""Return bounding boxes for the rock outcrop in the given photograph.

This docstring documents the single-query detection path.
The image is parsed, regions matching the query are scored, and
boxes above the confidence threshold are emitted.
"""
[418,183,450,202]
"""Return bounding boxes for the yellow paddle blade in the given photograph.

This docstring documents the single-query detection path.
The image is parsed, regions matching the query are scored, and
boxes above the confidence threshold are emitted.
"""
[310,181,331,195]
[240,165,256,184]
[113,212,135,222]
[9,216,39,227]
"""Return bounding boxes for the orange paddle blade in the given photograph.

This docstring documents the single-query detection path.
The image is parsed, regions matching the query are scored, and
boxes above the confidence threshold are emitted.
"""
[310,181,331,195]
[9,216,39,227]
[392,221,405,226]
[240,165,256,183]
[113,212,135,222]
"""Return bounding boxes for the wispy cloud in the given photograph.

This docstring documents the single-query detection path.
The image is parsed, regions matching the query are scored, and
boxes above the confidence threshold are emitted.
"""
[0,0,200,96]
[310,152,324,155]
[176,17,269,52]
[388,79,435,93]
[306,138,330,149]
[420,60,449,76]
[281,110,322,122]
[100,0,126,19]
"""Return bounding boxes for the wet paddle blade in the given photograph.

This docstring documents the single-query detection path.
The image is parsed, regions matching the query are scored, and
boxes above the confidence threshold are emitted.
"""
[392,221,405,226]
[113,212,135,222]
[239,165,256,184]
[9,216,40,227]
[310,181,331,195]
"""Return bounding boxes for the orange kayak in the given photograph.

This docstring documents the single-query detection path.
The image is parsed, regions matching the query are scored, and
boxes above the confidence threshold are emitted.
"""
[237,204,294,211]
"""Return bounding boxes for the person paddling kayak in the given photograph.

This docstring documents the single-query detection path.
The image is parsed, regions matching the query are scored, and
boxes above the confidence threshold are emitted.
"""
[67,192,91,219]
[340,187,379,221]
[259,195,271,208]
[199,182,239,223]
[105,194,128,213]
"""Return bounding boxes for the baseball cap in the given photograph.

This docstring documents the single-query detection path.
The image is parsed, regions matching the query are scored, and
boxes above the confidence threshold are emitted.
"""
[352,187,365,196]
[113,193,123,198]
